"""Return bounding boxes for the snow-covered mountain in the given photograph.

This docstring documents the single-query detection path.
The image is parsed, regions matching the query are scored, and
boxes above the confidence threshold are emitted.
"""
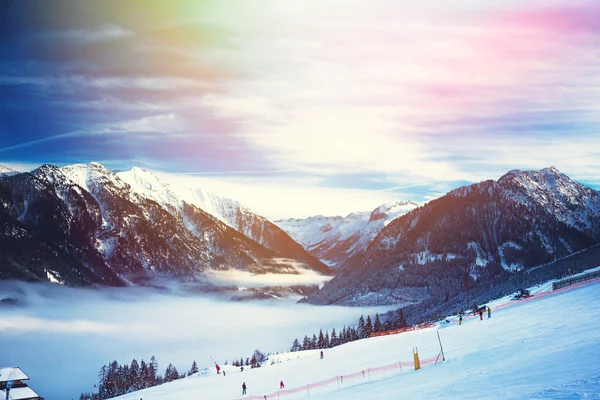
[275,201,418,269]
[306,167,600,306]
[0,163,330,288]
[0,165,18,176]
[117,167,330,275]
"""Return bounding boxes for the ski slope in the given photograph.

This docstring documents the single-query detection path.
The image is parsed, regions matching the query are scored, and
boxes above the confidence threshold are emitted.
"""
[112,275,600,400]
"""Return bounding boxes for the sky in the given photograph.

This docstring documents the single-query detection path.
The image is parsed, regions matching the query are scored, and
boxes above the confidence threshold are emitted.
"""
[1,0,600,218]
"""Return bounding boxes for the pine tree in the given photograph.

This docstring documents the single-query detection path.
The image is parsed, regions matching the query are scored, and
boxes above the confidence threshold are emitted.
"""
[357,315,367,339]
[291,338,301,352]
[397,308,407,328]
[324,330,330,348]
[340,326,347,344]
[240,357,244,367]
[120,364,129,394]
[330,328,338,347]
[129,359,140,391]
[245,357,250,366]
[97,365,108,399]
[164,363,180,382]
[148,356,158,387]
[365,315,373,337]
[252,349,266,367]
[188,360,199,376]
[374,313,382,333]
[140,360,149,389]
[311,333,318,349]
[318,329,325,349]
[384,320,393,331]
[302,335,311,350]
[104,361,119,398]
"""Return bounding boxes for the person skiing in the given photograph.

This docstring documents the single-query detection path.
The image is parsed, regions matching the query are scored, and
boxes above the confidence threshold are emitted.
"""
[242,382,247,395]
[280,380,285,389]
[320,350,324,359]
[223,369,226,376]
[487,306,492,319]
[215,364,221,374]
[459,314,463,325]
[479,309,483,320]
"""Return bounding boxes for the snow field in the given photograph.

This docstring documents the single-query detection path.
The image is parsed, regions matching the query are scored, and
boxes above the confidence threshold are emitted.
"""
[112,278,600,400]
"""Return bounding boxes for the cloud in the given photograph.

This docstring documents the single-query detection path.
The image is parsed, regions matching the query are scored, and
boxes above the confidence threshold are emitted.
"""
[204,263,333,289]
[0,316,124,333]
[47,24,134,43]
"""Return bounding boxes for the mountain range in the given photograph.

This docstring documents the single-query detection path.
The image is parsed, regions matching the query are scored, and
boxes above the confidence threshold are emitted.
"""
[1,163,599,310]
[303,167,600,308]
[0,163,330,295]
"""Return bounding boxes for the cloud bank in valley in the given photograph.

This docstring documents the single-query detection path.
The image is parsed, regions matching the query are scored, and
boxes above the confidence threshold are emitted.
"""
[0,281,394,399]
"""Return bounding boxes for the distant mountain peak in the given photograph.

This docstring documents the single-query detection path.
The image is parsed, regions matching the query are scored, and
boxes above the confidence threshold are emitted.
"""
[370,200,418,222]
[0,165,20,177]
[276,200,417,268]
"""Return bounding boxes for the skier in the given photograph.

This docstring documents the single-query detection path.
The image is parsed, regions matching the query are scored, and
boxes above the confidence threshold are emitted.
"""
[242,382,247,395]
[479,309,483,320]
[215,364,221,374]
[459,314,463,325]
[223,369,226,376]
[487,306,492,319]
[320,350,324,359]
[280,380,285,389]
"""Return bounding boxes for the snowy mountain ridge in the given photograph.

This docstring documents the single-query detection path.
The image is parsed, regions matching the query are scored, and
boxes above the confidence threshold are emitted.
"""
[306,167,600,306]
[0,164,19,176]
[0,162,331,289]
[116,167,330,275]
[275,200,418,268]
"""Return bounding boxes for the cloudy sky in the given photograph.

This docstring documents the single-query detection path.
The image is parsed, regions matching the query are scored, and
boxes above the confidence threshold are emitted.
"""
[1,0,600,218]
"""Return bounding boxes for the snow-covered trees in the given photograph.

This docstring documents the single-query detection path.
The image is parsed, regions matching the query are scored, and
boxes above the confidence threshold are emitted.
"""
[374,313,382,333]
[90,355,176,399]
[188,360,199,376]
[289,312,398,354]
[290,338,302,352]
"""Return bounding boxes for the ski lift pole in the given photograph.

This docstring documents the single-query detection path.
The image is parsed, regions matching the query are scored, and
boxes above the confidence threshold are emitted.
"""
[437,331,446,361]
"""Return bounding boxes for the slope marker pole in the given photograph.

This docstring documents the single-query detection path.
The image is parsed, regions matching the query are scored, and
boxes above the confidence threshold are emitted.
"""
[437,331,446,361]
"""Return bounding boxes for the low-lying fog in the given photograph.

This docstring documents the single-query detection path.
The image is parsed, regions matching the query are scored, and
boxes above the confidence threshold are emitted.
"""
[0,279,395,400]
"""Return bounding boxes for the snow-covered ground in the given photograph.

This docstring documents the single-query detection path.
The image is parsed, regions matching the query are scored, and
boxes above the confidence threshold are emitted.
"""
[112,275,600,400]
[0,283,393,400]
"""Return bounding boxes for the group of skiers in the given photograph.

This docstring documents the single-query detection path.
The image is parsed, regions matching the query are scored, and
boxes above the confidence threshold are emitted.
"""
[238,351,324,395]
[240,380,284,395]
[458,303,492,325]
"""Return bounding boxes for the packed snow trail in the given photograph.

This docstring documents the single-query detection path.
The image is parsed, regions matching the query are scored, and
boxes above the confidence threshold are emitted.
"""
[112,279,600,400]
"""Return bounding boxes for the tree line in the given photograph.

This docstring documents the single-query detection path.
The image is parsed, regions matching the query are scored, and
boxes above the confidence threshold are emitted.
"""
[78,356,200,399]
[289,309,407,352]
[229,349,269,369]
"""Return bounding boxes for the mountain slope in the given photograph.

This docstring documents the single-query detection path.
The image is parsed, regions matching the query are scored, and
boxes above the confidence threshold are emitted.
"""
[305,167,600,306]
[276,201,417,269]
[117,167,331,275]
[110,276,600,400]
